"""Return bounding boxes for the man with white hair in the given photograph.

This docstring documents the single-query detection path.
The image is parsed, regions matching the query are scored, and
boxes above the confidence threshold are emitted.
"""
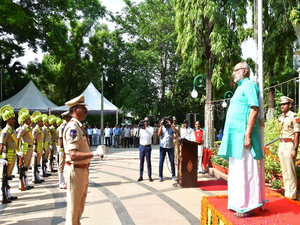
[218,62,263,218]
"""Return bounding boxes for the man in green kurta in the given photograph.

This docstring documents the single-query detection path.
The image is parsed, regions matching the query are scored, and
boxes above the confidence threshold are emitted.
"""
[218,62,264,218]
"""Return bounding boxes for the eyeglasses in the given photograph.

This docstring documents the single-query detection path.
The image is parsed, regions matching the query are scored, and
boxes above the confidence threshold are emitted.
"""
[233,68,245,73]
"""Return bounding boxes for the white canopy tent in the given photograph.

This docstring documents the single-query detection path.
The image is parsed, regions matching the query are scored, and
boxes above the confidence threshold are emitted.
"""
[0,80,58,112]
[51,82,122,115]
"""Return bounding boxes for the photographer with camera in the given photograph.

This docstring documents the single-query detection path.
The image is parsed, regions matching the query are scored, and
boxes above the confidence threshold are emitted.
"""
[158,116,177,182]
[137,117,153,182]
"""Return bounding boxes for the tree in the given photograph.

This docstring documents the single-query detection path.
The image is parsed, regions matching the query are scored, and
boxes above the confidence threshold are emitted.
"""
[113,0,183,118]
[0,0,106,100]
[174,0,248,147]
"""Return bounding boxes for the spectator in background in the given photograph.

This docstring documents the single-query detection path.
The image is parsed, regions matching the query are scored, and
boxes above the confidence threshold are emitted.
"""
[104,125,111,147]
[113,124,121,148]
[92,125,98,146]
[217,129,223,141]
[87,125,93,145]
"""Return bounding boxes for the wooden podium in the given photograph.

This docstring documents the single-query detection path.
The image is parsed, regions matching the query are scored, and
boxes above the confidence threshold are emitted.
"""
[177,138,198,188]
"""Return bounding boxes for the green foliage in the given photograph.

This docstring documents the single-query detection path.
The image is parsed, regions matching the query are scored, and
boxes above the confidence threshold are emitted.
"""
[270,179,283,189]
[295,166,300,180]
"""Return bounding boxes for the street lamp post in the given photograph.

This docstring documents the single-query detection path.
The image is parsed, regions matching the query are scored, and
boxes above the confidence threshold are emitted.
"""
[191,74,206,98]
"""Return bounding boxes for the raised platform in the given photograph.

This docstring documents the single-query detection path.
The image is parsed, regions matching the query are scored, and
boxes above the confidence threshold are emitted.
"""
[201,194,300,225]
[207,167,300,201]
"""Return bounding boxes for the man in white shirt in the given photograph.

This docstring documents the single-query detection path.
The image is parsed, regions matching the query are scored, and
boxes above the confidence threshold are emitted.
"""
[137,117,153,182]
[104,125,111,147]
[97,127,101,145]
[92,126,98,146]
[124,124,131,148]
[87,126,92,145]
[180,120,194,141]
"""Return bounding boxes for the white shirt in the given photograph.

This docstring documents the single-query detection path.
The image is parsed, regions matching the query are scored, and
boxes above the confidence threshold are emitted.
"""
[92,128,98,135]
[180,127,194,141]
[139,126,153,145]
[124,127,131,138]
[104,128,111,137]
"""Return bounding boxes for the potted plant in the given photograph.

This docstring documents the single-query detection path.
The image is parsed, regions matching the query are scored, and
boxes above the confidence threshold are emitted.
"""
[268,179,283,194]
[296,166,300,191]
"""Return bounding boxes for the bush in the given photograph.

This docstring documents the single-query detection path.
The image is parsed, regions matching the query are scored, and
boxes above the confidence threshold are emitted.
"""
[270,179,282,189]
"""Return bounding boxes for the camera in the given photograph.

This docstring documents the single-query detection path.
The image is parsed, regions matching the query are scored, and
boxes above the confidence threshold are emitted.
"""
[139,120,146,129]
[161,116,172,127]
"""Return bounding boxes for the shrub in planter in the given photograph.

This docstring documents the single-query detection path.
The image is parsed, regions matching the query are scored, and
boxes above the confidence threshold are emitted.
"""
[270,179,282,189]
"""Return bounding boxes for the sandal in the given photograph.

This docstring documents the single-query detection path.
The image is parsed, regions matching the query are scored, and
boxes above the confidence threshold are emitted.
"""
[234,210,254,218]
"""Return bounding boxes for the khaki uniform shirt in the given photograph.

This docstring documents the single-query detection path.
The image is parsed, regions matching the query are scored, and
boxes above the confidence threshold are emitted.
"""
[43,126,52,142]
[0,125,18,150]
[173,124,180,139]
[50,125,58,143]
[33,125,44,143]
[63,117,90,165]
[17,124,34,146]
[59,121,67,139]
[278,111,300,140]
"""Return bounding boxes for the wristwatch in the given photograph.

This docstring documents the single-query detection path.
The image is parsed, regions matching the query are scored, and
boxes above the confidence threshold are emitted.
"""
[295,148,298,151]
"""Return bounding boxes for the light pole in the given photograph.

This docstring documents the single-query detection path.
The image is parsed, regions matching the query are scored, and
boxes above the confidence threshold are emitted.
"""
[221,91,234,108]
[191,74,206,98]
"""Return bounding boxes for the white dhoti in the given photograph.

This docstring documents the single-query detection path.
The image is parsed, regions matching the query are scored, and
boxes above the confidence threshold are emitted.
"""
[228,147,262,213]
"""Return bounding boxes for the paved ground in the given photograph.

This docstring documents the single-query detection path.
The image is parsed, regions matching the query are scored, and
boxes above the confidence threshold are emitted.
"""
[0,145,228,225]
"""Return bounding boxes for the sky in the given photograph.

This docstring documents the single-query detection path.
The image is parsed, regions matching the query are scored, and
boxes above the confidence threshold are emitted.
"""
[16,0,255,66]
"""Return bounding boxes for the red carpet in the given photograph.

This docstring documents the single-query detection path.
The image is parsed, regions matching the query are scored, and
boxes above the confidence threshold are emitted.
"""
[197,180,228,191]
[205,194,300,224]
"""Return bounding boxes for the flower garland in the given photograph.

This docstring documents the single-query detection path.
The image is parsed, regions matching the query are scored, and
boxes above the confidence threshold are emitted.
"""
[264,146,300,166]
[201,195,233,225]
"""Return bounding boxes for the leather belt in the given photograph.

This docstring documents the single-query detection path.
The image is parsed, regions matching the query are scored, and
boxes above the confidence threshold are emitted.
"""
[140,144,151,147]
[280,138,293,143]
[66,162,90,169]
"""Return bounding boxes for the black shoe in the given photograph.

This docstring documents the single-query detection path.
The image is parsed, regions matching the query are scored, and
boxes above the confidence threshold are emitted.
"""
[47,173,52,176]
[28,185,34,189]
[25,186,31,190]
[2,199,11,204]
[43,174,48,177]
[149,177,153,182]
[33,180,42,184]
[39,179,45,182]
[11,175,15,178]
[9,196,18,200]
[137,176,143,182]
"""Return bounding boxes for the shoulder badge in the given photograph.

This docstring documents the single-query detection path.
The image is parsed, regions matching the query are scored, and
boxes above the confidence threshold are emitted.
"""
[2,132,6,137]
[70,129,77,138]
[295,117,300,123]
[33,130,36,135]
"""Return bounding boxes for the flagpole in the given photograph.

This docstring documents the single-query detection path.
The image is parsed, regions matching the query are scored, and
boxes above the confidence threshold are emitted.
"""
[257,0,266,206]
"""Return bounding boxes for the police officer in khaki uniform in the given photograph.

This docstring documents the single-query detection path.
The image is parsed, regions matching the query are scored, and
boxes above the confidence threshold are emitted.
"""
[172,116,180,165]
[0,105,18,202]
[49,116,58,173]
[42,114,52,177]
[32,111,44,183]
[58,111,71,189]
[278,96,300,200]
[63,95,103,225]
[17,108,34,189]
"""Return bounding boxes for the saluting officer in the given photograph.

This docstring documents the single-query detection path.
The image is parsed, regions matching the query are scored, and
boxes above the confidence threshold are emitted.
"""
[0,105,18,202]
[63,95,103,225]
[17,108,34,189]
[58,111,71,189]
[278,96,300,200]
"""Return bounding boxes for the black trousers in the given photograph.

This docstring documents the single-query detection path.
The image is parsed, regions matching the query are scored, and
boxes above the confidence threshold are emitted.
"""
[105,137,111,147]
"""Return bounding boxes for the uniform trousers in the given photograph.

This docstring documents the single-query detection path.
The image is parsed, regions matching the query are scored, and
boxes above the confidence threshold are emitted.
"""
[23,148,33,168]
[65,164,89,225]
[228,148,262,213]
[139,145,152,177]
[0,152,17,177]
[278,142,297,199]
[58,152,66,173]
[153,133,158,144]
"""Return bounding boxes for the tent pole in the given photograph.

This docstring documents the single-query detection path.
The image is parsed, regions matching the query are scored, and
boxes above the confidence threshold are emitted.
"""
[101,73,104,146]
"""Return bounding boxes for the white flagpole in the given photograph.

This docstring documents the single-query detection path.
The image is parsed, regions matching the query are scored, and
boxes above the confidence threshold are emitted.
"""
[257,0,266,206]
